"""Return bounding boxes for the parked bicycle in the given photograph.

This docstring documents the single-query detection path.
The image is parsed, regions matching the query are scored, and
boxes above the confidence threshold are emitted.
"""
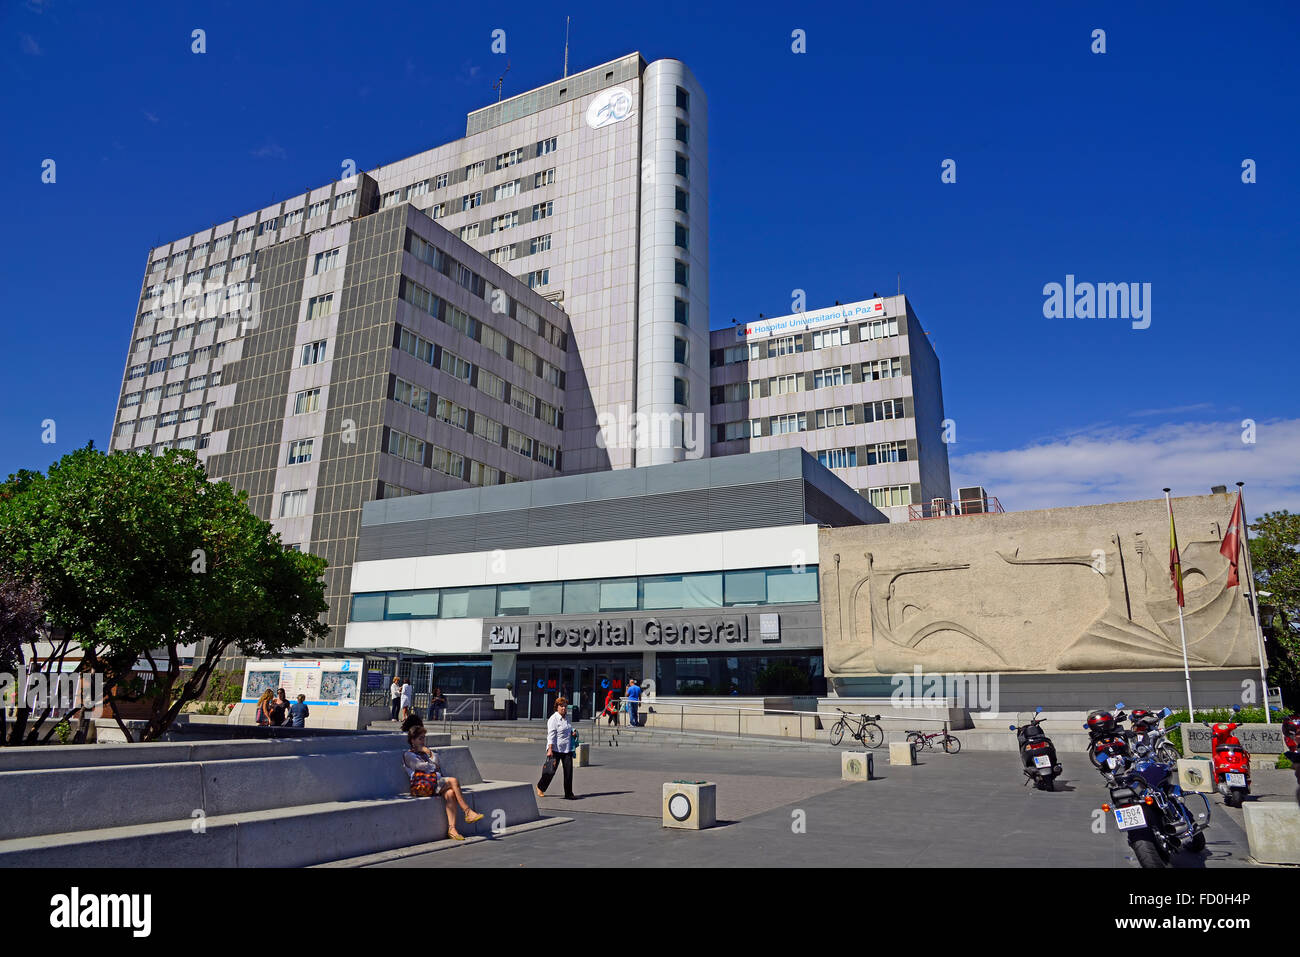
[828,709,885,748]
[905,722,961,754]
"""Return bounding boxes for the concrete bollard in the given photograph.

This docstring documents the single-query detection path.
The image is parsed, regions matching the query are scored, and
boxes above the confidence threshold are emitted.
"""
[575,743,590,767]
[841,751,873,781]
[1176,758,1214,793]
[663,781,716,830]
[1242,803,1300,865]
[889,742,916,766]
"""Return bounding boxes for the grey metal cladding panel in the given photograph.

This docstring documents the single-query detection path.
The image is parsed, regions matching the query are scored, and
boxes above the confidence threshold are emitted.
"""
[584,467,648,503]
[642,455,713,494]
[706,452,783,489]
[527,473,590,508]
[427,486,482,520]
[378,494,435,525]
[476,479,534,513]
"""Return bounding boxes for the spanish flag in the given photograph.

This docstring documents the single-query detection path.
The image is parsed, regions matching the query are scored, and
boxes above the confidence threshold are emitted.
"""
[1168,497,1185,607]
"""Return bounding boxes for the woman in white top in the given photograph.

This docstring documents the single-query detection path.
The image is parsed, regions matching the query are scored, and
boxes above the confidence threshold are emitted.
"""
[389,677,402,721]
[400,680,414,720]
[535,697,577,800]
[403,725,484,840]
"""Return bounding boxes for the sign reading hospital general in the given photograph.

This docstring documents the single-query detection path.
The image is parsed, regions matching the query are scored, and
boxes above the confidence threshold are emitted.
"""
[737,297,886,340]
[487,616,755,654]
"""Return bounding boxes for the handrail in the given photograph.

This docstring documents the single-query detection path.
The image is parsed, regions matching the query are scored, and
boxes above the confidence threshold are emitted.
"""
[441,696,482,737]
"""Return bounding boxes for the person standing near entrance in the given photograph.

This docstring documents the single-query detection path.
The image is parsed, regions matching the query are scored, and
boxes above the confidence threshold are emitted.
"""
[626,678,642,728]
[536,697,577,800]
[389,676,402,721]
[400,677,413,721]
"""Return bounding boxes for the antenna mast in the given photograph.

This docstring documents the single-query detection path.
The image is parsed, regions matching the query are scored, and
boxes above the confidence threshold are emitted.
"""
[563,16,571,77]
[492,60,512,101]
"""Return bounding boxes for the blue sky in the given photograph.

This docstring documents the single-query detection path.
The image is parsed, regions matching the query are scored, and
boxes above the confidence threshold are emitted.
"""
[3,0,1297,516]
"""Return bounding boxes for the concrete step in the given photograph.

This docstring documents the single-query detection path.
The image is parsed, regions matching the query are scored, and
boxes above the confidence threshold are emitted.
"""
[0,781,540,868]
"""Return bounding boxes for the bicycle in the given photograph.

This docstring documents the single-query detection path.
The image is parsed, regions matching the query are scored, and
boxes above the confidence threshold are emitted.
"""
[905,722,961,754]
[828,709,885,748]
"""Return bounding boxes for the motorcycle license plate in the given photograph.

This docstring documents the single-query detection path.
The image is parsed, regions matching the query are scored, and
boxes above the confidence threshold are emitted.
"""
[1114,805,1146,830]
[1226,773,1246,787]
[1107,756,1121,769]
[1033,755,1052,769]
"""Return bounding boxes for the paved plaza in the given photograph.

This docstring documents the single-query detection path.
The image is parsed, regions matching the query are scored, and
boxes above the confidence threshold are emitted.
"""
[365,739,1294,868]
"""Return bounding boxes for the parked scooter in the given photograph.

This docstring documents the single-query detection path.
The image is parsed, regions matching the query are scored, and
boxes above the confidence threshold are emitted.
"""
[1011,707,1063,790]
[1207,706,1251,808]
[1284,715,1300,757]
[1084,703,1131,772]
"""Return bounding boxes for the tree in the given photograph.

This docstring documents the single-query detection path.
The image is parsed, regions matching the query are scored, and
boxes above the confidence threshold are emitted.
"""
[1249,510,1300,708]
[0,445,329,743]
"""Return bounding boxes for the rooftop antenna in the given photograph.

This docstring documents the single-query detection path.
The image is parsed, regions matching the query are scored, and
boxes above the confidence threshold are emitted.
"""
[897,272,901,296]
[563,16,571,78]
[492,60,512,102]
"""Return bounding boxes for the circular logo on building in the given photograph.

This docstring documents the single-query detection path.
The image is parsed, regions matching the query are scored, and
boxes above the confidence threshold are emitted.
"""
[585,87,634,129]
[668,792,693,822]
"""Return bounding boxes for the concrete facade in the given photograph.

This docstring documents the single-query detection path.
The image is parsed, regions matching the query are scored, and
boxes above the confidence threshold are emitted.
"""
[819,492,1262,703]
[709,294,951,521]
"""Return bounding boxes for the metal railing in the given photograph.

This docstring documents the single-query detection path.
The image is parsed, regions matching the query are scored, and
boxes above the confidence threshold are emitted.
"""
[440,697,483,737]
[908,496,1004,521]
[579,698,955,746]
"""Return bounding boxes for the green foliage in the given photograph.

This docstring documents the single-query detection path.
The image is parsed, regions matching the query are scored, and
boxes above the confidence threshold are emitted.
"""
[0,446,329,742]
[1278,755,1293,770]
[54,719,72,745]
[1167,706,1295,755]
[1249,511,1300,707]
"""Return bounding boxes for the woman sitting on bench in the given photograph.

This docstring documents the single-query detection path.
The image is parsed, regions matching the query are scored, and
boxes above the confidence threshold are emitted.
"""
[403,724,484,840]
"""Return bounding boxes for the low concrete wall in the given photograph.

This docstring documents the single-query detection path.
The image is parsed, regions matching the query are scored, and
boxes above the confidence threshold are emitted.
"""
[0,744,479,841]
[0,732,445,773]
[1184,723,1290,757]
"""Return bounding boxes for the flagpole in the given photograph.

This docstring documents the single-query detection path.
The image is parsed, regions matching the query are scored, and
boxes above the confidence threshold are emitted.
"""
[1165,488,1196,720]
[1236,483,1272,724]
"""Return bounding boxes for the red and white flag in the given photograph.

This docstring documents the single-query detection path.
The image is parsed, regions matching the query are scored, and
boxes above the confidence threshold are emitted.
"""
[1220,492,1244,589]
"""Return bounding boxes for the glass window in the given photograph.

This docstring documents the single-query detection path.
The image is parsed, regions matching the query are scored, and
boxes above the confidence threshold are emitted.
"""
[385,589,439,620]
[766,567,819,604]
[562,580,599,615]
[599,578,638,611]
[497,582,560,616]
[639,573,722,610]
[724,569,766,605]
[350,593,386,621]
[439,586,496,619]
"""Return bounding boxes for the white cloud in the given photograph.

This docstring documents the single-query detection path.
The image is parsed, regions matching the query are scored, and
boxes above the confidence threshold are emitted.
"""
[250,142,287,160]
[950,418,1300,517]
[19,33,41,55]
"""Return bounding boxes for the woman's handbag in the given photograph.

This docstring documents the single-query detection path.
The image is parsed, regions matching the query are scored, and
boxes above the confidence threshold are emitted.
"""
[542,754,558,777]
[410,769,438,797]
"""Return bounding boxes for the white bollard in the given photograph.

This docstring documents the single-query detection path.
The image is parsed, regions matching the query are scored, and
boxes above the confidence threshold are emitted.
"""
[663,782,716,830]
[841,751,873,781]
[889,742,916,766]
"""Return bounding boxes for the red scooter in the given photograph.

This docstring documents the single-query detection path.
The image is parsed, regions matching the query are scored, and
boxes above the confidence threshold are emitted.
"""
[1207,707,1250,808]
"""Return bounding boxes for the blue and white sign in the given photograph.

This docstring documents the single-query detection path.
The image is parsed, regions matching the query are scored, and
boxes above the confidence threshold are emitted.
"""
[585,87,635,129]
[737,297,886,340]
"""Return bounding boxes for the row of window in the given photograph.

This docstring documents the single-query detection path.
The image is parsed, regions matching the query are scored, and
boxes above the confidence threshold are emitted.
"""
[132,315,226,353]
[404,229,567,350]
[147,190,362,274]
[117,403,216,435]
[134,434,212,454]
[123,371,224,407]
[397,278,564,389]
[379,140,562,213]
[383,428,529,487]
[142,276,255,318]
[810,443,911,469]
[391,374,559,463]
[713,317,903,366]
[127,344,225,379]
[712,359,904,404]
[350,564,818,623]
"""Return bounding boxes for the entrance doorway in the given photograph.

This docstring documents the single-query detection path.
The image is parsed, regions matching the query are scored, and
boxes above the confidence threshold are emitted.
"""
[516,657,638,720]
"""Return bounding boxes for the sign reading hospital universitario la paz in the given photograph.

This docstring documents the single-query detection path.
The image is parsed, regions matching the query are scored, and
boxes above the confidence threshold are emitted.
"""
[737,297,886,340]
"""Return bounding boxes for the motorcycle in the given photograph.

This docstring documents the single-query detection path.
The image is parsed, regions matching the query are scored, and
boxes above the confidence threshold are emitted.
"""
[1084,703,1131,773]
[1100,755,1211,867]
[1284,715,1300,758]
[1127,707,1180,764]
[1011,706,1063,790]
[1207,706,1250,808]
[1089,703,1211,867]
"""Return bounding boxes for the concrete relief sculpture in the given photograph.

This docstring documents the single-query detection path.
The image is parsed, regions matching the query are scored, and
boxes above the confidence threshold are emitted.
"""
[822,500,1258,680]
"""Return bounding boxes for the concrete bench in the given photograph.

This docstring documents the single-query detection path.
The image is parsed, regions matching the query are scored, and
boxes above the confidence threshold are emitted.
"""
[0,745,491,841]
[0,781,538,868]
